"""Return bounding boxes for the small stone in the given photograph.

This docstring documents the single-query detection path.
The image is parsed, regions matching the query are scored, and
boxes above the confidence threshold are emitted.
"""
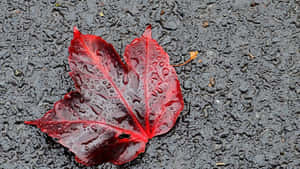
[183,79,193,90]
[214,144,222,150]
[254,154,265,166]
[295,144,300,152]
[50,0,56,4]
[296,88,300,94]
[161,16,179,30]
[207,50,217,58]
[239,81,249,93]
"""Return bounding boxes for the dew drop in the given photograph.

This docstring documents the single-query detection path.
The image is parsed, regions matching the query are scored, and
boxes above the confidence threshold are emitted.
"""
[152,91,158,97]
[159,62,164,67]
[135,108,144,119]
[133,98,141,104]
[131,58,139,66]
[162,68,169,76]
[123,74,129,85]
[91,125,98,132]
[84,145,89,151]
[151,72,159,80]
[157,87,163,94]
[83,124,88,128]
[80,97,84,103]
[70,126,77,131]
[152,62,157,66]
[96,49,102,56]
[57,127,62,131]
[137,50,143,56]
[75,74,83,85]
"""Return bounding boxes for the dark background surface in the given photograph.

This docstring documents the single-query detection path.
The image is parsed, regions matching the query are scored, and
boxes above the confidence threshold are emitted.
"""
[0,0,300,169]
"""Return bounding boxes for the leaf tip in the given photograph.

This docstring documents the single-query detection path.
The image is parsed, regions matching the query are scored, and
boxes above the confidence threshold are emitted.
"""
[73,26,81,37]
[143,25,152,38]
[24,120,38,125]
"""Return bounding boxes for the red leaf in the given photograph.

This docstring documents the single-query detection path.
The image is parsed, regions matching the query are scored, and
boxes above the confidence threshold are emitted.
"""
[25,26,184,166]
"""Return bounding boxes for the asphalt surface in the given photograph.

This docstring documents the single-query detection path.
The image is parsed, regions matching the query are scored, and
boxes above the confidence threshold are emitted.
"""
[0,0,300,169]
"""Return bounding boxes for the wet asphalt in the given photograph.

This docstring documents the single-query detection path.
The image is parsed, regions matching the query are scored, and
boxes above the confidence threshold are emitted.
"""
[0,0,300,169]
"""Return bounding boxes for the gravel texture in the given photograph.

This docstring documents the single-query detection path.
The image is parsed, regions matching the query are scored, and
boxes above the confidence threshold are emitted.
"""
[0,0,300,169]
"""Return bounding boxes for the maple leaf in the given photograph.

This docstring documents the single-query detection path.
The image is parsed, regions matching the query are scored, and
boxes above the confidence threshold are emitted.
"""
[25,26,184,166]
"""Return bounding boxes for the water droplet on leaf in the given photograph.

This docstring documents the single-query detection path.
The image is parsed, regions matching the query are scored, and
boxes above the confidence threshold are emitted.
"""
[91,125,98,132]
[157,88,163,93]
[151,72,159,80]
[152,91,158,97]
[123,74,129,85]
[162,68,169,76]
[80,97,84,103]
